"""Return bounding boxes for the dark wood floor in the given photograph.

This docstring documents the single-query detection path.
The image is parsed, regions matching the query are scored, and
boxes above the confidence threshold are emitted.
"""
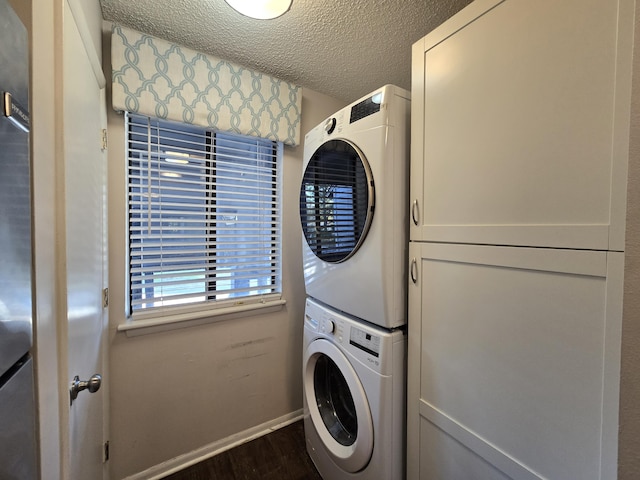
[162,420,323,480]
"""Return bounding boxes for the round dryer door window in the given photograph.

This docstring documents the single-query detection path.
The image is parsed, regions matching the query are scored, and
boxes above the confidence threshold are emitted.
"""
[304,339,374,472]
[300,139,374,263]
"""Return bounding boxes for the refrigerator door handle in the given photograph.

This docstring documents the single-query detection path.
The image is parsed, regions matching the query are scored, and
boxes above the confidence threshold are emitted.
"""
[2,91,30,132]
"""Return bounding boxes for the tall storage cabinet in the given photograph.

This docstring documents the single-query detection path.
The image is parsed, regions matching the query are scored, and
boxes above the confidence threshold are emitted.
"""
[407,0,634,479]
[408,244,624,479]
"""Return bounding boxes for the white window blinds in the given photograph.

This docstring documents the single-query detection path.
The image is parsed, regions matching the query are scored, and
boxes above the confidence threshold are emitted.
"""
[126,113,282,315]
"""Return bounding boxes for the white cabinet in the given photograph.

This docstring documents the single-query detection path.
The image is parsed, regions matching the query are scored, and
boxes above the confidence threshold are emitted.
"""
[407,0,633,478]
[409,0,633,251]
[407,243,623,480]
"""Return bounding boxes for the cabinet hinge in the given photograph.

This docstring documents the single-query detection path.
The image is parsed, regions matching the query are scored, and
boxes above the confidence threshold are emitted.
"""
[102,288,109,308]
[101,128,108,151]
[103,441,110,462]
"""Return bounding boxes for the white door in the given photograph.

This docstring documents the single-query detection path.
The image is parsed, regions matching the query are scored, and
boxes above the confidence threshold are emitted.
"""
[62,1,108,478]
[406,241,623,480]
[303,339,374,472]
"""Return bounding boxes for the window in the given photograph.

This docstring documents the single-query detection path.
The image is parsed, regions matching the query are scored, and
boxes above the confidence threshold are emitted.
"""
[126,113,282,317]
[300,139,374,263]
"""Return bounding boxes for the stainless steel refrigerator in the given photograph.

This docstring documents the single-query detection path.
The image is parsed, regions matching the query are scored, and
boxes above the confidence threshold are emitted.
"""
[0,0,38,478]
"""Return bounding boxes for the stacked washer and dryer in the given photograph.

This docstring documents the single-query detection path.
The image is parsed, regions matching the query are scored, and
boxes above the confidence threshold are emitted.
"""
[299,85,410,479]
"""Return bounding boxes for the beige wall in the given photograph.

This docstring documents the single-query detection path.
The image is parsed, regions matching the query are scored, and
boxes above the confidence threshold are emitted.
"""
[619,2,640,478]
[104,32,345,476]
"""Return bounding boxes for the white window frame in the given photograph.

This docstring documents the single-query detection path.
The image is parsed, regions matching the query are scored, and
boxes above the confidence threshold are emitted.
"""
[122,113,284,329]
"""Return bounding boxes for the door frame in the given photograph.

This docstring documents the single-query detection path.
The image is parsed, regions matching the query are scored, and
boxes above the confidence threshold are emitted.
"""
[31,0,108,478]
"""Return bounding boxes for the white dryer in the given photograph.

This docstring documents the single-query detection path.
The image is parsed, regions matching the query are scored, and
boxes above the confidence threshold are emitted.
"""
[300,85,410,329]
[302,297,406,479]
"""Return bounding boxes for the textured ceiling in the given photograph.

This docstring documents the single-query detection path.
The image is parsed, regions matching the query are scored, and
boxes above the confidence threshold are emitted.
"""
[99,0,473,104]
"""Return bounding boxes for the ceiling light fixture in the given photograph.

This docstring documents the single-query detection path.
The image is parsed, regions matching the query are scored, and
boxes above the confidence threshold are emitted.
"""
[224,0,292,20]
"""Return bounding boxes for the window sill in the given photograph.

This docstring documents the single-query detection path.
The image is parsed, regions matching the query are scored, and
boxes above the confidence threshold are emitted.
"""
[117,298,287,337]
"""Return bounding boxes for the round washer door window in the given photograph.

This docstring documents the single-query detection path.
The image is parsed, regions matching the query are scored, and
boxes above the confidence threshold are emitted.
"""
[303,338,374,472]
[314,355,357,446]
[300,139,374,263]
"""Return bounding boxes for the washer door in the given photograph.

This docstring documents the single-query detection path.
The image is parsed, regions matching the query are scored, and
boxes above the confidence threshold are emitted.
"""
[304,338,374,472]
[300,139,375,263]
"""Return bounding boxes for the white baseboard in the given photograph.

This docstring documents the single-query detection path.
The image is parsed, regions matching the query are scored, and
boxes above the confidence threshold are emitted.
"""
[123,409,304,480]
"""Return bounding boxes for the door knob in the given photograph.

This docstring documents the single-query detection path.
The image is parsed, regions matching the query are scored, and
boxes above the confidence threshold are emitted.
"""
[70,374,102,405]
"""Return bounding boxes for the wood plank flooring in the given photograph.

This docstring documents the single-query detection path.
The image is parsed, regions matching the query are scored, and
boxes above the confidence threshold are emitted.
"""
[162,420,323,480]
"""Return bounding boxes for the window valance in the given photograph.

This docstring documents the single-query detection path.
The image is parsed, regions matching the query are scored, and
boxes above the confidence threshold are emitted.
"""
[110,25,302,146]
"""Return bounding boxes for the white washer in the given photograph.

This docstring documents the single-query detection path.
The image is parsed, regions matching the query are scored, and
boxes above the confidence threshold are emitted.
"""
[300,85,410,329]
[302,297,406,479]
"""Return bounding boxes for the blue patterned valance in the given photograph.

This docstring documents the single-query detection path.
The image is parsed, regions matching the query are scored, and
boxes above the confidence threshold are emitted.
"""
[111,25,301,146]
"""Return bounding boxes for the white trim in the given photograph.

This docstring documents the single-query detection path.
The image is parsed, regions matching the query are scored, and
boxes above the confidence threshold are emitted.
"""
[600,252,624,479]
[608,0,635,251]
[32,0,63,477]
[66,0,106,89]
[417,242,608,277]
[118,298,287,336]
[419,400,544,480]
[417,224,612,252]
[406,243,422,480]
[121,410,303,480]
[419,0,506,53]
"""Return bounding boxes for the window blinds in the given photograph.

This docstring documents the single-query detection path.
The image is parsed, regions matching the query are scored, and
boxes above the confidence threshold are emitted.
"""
[126,113,281,313]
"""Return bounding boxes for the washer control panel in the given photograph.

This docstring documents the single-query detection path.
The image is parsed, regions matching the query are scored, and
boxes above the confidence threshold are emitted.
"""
[350,327,380,358]
[320,318,334,334]
[305,300,380,358]
[304,297,404,376]
[305,312,337,336]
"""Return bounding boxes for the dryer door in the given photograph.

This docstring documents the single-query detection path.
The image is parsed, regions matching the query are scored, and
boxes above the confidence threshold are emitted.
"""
[300,139,374,263]
[303,338,374,472]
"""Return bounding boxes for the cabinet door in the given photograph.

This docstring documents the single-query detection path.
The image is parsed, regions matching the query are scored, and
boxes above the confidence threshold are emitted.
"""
[406,242,623,480]
[409,0,633,250]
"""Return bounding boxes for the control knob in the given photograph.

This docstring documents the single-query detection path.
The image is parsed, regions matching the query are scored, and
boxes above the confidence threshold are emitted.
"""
[324,118,337,134]
[323,319,335,334]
